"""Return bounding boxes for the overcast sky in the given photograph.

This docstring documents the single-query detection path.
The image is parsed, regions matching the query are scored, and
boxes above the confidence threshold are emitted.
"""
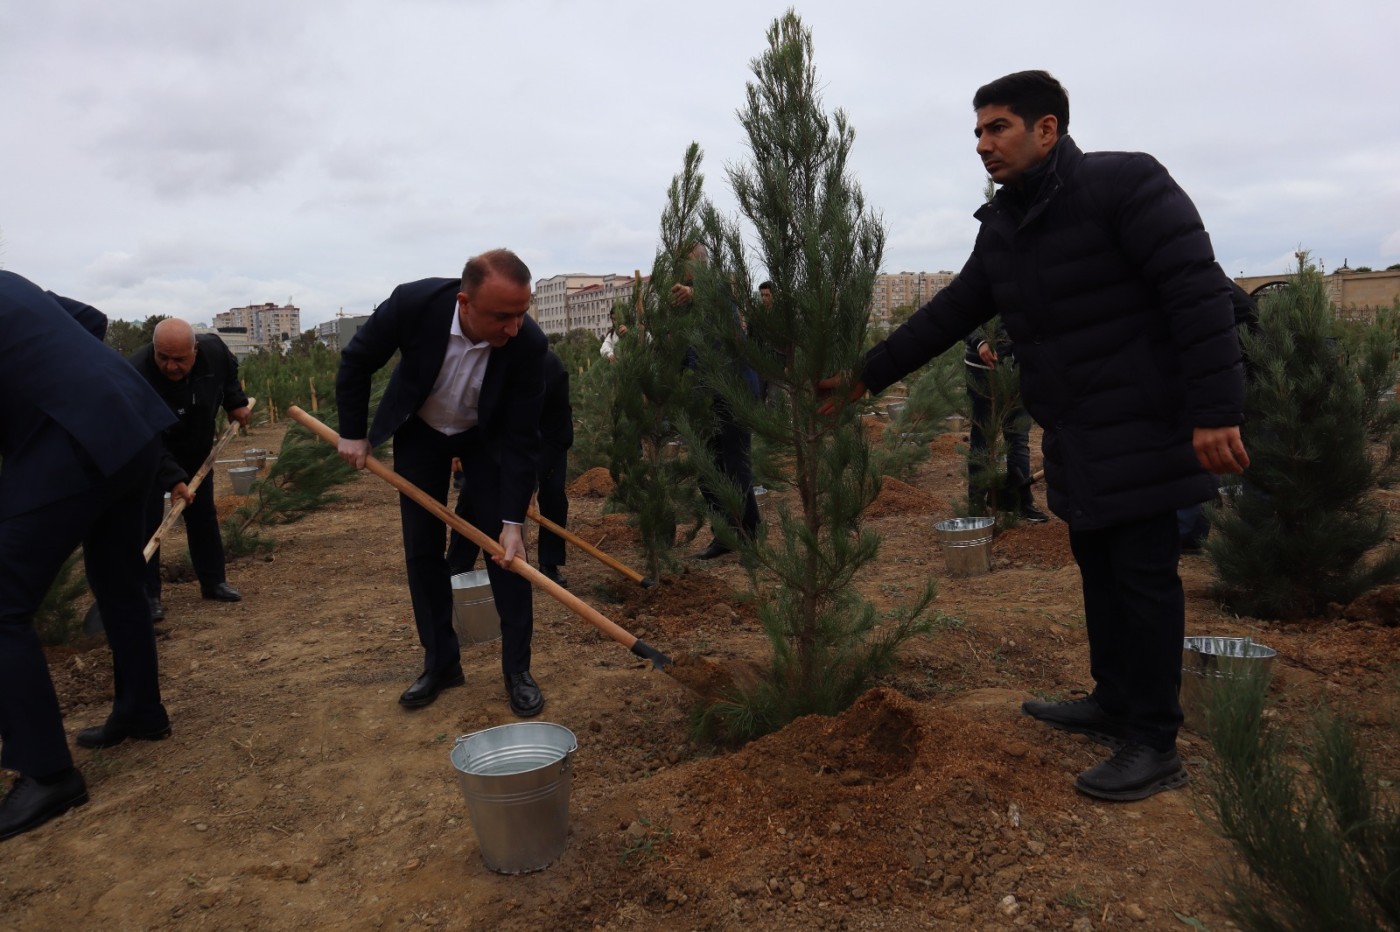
[3,0,1396,328]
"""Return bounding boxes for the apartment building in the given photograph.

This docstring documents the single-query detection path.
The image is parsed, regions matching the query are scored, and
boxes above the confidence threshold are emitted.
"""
[868,271,956,330]
[213,302,301,351]
[316,313,371,352]
[533,273,644,337]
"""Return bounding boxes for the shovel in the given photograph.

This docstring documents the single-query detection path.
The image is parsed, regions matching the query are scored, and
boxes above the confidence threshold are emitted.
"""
[526,507,657,588]
[84,401,256,634]
[285,406,709,691]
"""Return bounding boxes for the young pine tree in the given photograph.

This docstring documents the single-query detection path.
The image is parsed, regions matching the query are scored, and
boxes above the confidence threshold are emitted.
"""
[694,11,933,740]
[1208,255,1400,619]
[606,145,709,581]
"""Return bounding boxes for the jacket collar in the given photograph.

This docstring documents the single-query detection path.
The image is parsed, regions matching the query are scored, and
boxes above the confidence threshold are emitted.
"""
[975,135,1082,236]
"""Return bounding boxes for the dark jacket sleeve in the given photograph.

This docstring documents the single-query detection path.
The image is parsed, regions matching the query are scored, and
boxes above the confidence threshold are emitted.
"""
[49,292,108,341]
[494,326,548,523]
[863,251,995,394]
[1108,154,1243,427]
[336,288,411,441]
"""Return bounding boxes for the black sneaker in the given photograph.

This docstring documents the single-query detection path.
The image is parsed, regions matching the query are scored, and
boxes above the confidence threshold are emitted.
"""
[1075,743,1188,801]
[1022,694,1126,747]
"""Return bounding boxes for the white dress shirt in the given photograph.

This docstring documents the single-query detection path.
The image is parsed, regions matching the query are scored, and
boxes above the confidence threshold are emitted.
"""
[417,305,491,435]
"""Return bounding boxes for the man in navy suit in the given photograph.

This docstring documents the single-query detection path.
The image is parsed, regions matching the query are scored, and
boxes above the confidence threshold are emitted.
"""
[0,271,177,841]
[336,249,548,715]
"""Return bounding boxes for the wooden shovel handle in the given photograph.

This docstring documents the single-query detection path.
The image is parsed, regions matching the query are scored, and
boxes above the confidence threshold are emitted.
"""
[285,406,661,660]
[143,398,256,562]
[526,508,645,584]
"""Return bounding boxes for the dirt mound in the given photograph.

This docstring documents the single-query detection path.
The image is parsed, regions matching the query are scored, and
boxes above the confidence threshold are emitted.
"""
[994,519,1074,569]
[568,510,641,547]
[568,466,614,497]
[867,475,946,519]
[563,687,1090,928]
[615,567,760,638]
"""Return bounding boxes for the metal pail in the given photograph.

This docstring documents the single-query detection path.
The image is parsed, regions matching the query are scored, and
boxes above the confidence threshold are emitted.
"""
[451,571,501,644]
[228,466,259,495]
[1181,636,1277,735]
[935,517,995,577]
[451,722,578,874]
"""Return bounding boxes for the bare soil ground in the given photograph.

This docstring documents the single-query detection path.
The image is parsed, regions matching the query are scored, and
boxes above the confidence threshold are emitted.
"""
[5,420,1399,930]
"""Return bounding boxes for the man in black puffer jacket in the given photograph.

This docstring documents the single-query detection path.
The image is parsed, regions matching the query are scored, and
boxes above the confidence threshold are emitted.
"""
[829,71,1249,801]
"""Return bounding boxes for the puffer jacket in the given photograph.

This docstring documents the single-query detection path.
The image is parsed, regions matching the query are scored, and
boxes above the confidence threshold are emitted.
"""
[863,136,1243,530]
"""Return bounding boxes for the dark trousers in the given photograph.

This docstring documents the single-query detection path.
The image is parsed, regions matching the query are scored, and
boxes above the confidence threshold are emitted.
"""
[395,417,532,680]
[966,365,1031,508]
[1069,510,1184,750]
[0,433,166,777]
[535,453,568,568]
[701,395,759,538]
[144,468,226,597]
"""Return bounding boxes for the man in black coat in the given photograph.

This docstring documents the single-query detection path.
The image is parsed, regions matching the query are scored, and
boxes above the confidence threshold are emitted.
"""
[826,71,1248,801]
[336,249,548,716]
[0,272,177,841]
[130,320,251,616]
[448,349,573,586]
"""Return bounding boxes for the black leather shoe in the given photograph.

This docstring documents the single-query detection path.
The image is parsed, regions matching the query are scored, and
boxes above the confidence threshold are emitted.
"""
[506,671,544,718]
[541,566,569,589]
[201,582,242,602]
[148,596,166,621]
[1019,504,1051,524]
[0,770,89,841]
[694,540,733,560]
[1075,743,1188,801]
[399,668,465,708]
[1022,694,1126,747]
[76,713,172,749]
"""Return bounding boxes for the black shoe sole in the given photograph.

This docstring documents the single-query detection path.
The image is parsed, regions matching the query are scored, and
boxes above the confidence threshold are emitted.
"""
[0,792,90,841]
[1022,702,1127,748]
[508,697,545,718]
[76,724,172,750]
[398,673,465,709]
[1075,766,1189,801]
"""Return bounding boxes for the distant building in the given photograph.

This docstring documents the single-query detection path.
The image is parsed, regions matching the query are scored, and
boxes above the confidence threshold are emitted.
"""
[869,271,955,330]
[534,273,644,337]
[1234,265,1400,320]
[214,302,301,352]
[317,312,371,352]
[193,323,256,361]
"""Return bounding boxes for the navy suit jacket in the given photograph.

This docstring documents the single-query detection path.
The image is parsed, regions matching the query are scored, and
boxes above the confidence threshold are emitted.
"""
[0,271,176,519]
[335,277,547,523]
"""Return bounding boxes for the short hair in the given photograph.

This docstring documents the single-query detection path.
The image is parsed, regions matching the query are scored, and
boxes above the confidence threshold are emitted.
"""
[973,70,1069,135]
[758,281,774,292]
[461,248,532,297]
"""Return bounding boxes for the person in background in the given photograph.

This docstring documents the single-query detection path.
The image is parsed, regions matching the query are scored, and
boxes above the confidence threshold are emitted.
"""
[129,319,250,618]
[963,320,1049,523]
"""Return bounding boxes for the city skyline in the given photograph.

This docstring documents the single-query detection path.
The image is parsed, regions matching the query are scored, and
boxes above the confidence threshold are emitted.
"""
[3,1,1397,330]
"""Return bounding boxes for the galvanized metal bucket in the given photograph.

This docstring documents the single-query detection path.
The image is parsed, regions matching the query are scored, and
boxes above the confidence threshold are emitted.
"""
[451,571,501,645]
[228,466,259,495]
[451,722,578,874]
[935,517,995,577]
[1180,636,1277,734]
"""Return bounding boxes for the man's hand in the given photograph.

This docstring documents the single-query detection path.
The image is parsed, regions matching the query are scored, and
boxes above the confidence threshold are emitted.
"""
[816,373,868,416]
[170,481,195,505]
[1193,426,1250,475]
[977,342,998,368]
[337,438,371,470]
[494,523,526,568]
[229,406,252,428]
[670,283,693,306]
[617,324,629,336]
